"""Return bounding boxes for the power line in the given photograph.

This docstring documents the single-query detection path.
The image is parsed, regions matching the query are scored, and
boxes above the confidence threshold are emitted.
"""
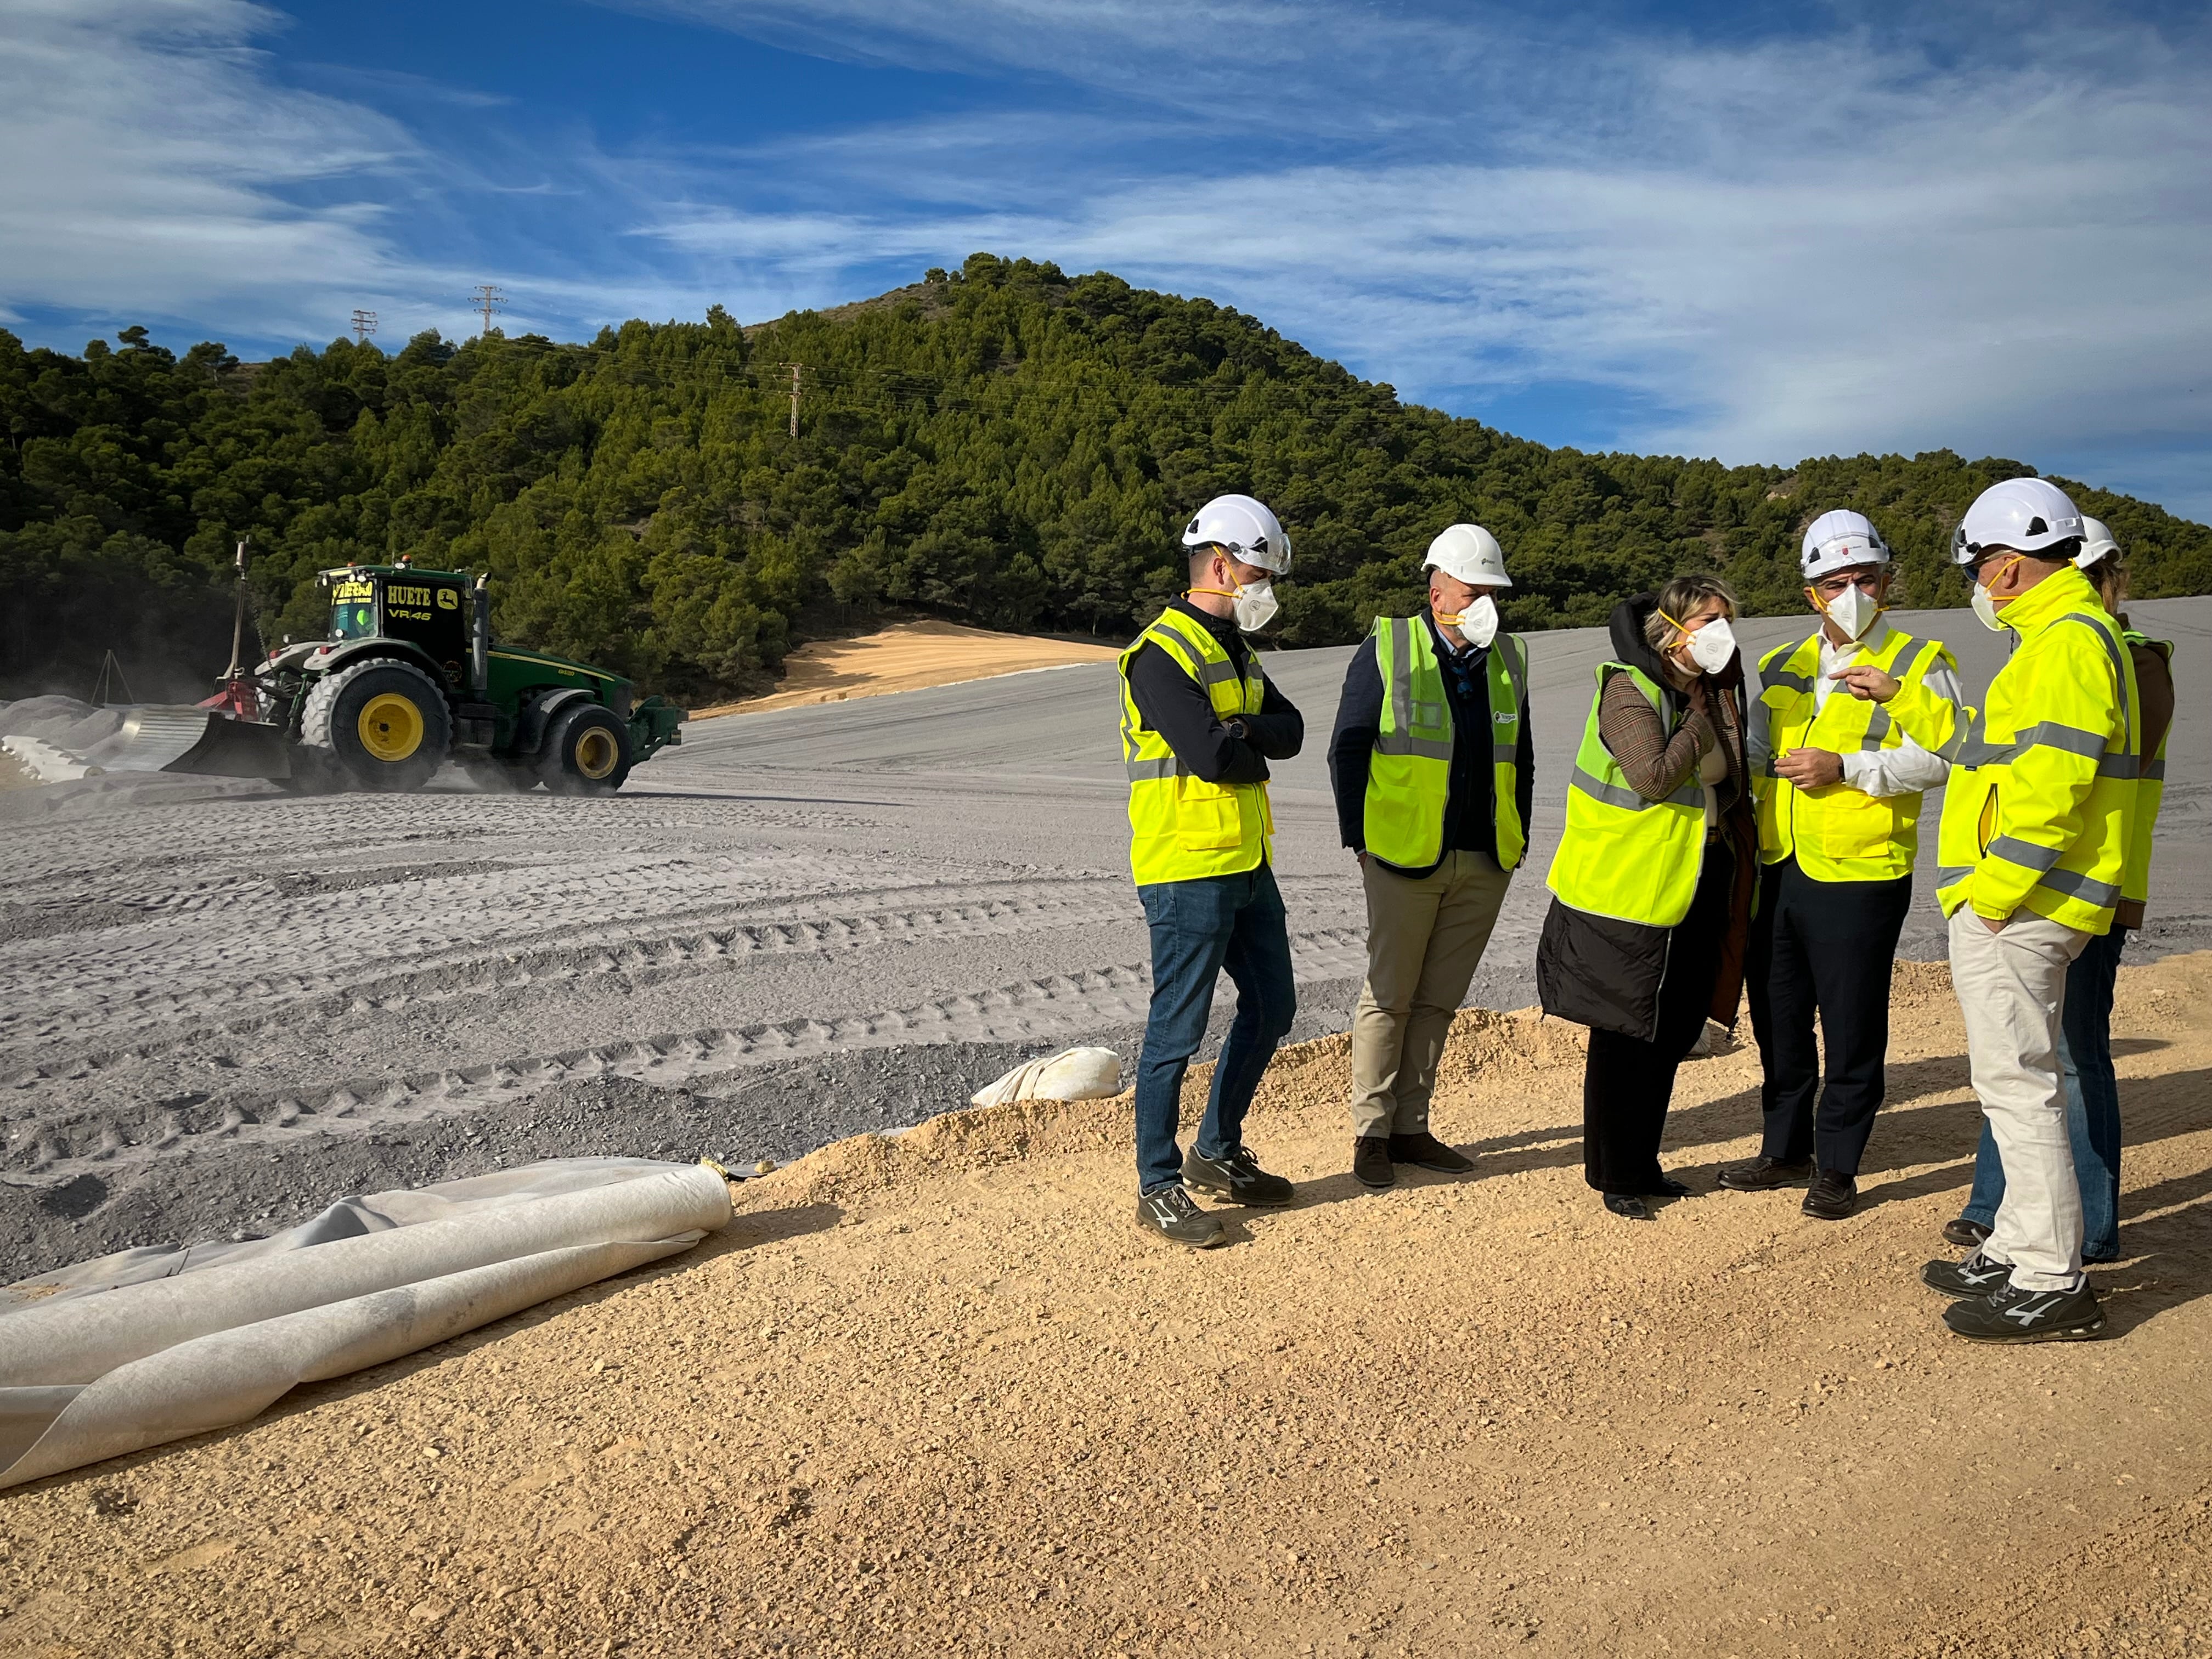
[789,362,802,438]
[350,309,378,343]
[470,284,505,338]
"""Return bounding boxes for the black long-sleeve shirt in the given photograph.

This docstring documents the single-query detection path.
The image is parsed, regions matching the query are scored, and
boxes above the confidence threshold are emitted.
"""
[1328,611,1535,875]
[1125,600,1304,784]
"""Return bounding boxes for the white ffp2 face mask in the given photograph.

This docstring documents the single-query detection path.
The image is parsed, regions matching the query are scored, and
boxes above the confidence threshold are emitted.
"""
[1819,584,1880,642]
[1230,578,1279,633]
[1684,616,1737,675]
[1436,594,1499,649]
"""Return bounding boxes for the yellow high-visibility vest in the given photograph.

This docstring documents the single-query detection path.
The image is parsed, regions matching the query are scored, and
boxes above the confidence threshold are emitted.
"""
[1362,616,1527,871]
[1117,607,1272,887]
[1754,625,1957,882]
[1883,566,2140,934]
[1545,663,1706,927]
[2120,629,2172,911]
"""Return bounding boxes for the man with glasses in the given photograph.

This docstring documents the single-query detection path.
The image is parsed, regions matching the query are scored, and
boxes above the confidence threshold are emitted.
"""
[1723,512,1961,1219]
[1833,477,2138,1342]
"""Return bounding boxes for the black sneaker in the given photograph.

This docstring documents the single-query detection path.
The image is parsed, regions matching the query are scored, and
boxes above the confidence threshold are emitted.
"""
[1921,1250,2016,1299]
[1603,1193,1654,1221]
[1942,1217,1993,1249]
[1802,1169,1857,1221]
[1182,1144,1294,1206]
[1716,1156,1811,1191]
[1943,1280,2106,1344]
[1135,1185,1226,1248]
[1388,1131,1474,1173]
[1352,1135,1394,1189]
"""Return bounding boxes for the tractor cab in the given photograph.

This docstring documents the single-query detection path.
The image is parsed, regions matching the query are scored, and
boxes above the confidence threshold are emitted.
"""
[321,562,475,690]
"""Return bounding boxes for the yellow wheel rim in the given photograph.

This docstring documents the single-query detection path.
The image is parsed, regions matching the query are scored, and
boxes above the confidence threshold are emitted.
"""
[356,692,425,762]
[574,726,619,780]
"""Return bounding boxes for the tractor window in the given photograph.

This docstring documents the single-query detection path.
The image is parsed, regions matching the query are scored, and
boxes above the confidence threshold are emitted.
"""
[331,601,377,640]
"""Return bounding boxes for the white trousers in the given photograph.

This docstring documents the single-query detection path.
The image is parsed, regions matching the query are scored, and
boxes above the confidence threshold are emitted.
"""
[1947,909,2091,1291]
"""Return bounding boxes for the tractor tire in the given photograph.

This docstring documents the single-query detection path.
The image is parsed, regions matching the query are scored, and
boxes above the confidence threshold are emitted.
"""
[299,658,452,792]
[536,702,632,795]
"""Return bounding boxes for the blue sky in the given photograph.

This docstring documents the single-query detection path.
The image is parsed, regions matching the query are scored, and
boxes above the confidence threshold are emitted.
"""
[3,0,2209,518]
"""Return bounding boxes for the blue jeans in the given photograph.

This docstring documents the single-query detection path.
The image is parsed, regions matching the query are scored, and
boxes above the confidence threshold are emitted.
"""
[1133,865,1299,1194]
[1960,924,2128,1261]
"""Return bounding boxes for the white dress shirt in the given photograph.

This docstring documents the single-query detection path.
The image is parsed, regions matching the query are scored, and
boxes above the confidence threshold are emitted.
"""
[1748,620,1956,799]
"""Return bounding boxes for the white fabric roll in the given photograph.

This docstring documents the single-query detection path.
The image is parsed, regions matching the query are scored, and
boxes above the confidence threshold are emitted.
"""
[0,1160,733,1489]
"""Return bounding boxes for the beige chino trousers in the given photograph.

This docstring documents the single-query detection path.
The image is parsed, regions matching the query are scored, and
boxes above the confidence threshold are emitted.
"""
[1947,907,2092,1292]
[1350,849,1513,1137]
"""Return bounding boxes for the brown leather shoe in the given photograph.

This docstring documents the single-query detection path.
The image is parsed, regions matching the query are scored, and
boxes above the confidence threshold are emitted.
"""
[1352,1135,1395,1190]
[1389,1131,1475,1174]
[1802,1168,1858,1220]
[1716,1156,1812,1191]
[1942,1217,1993,1248]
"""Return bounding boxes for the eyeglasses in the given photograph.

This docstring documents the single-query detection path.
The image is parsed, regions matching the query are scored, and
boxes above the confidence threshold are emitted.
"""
[1812,572,1882,596]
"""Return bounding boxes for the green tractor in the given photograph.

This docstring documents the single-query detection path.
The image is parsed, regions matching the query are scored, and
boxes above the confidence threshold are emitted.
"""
[151,554,685,793]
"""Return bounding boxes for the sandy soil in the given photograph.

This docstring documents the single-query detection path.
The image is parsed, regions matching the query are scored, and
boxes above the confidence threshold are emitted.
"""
[4,951,2208,1659]
[691,621,1121,718]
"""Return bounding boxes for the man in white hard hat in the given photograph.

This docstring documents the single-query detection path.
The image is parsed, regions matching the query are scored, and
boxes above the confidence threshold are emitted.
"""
[1328,524,1533,1190]
[1835,476,2138,1342]
[1116,493,1306,1247]
[1945,514,2177,1266]
[1723,511,1962,1220]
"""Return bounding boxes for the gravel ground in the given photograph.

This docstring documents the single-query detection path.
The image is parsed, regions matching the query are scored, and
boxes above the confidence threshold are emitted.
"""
[2,597,2206,1277]
[4,952,2209,1657]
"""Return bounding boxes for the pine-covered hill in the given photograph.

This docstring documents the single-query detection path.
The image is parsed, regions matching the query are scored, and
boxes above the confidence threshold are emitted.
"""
[5,251,2209,703]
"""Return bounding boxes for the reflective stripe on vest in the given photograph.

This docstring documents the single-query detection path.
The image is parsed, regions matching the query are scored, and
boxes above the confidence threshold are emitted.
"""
[1116,608,1272,887]
[1362,617,1527,871]
[1753,627,1955,883]
[1545,663,1706,927]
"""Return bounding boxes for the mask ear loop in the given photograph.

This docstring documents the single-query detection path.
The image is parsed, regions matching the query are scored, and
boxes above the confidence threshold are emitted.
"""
[1655,606,1699,653]
[1188,548,1239,602]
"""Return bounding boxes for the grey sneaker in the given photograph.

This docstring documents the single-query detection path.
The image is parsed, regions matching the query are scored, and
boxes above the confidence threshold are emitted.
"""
[1944,1280,2105,1344]
[1183,1144,1294,1206]
[1136,1184,1226,1248]
[1921,1250,2016,1299]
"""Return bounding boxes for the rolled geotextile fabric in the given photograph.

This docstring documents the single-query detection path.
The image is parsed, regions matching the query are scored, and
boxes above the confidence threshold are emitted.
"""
[0,1235,693,1489]
[0,1164,733,1387]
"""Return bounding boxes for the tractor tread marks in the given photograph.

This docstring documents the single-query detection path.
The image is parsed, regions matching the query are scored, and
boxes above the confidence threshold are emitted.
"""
[0,878,1150,1054]
[7,928,1374,1180]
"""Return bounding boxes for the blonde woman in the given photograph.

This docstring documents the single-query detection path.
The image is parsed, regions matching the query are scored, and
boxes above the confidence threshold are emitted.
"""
[1537,575,1759,1219]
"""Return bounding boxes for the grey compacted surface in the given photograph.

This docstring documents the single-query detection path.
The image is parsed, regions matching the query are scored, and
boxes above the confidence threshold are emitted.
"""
[3,597,2205,1276]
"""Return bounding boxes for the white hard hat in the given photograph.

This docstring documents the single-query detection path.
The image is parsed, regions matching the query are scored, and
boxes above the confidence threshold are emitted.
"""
[1182,493,1291,575]
[2074,514,2121,569]
[1423,523,1513,588]
[1951,477,2085,566]
[1799,510,1891,581]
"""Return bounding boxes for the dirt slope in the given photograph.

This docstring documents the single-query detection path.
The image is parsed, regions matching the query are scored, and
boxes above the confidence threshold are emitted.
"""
[690,620,1120,717]
[3,954,2209,1659]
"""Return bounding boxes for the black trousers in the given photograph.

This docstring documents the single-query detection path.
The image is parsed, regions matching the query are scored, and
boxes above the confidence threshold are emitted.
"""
[1583,843,1734,1194]
[1744,857,1913,1176]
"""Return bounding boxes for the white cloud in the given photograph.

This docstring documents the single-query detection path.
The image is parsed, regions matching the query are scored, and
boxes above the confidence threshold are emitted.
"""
[617,7,2212,512]
[3,0,2209,517]
[0,0,423,340]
